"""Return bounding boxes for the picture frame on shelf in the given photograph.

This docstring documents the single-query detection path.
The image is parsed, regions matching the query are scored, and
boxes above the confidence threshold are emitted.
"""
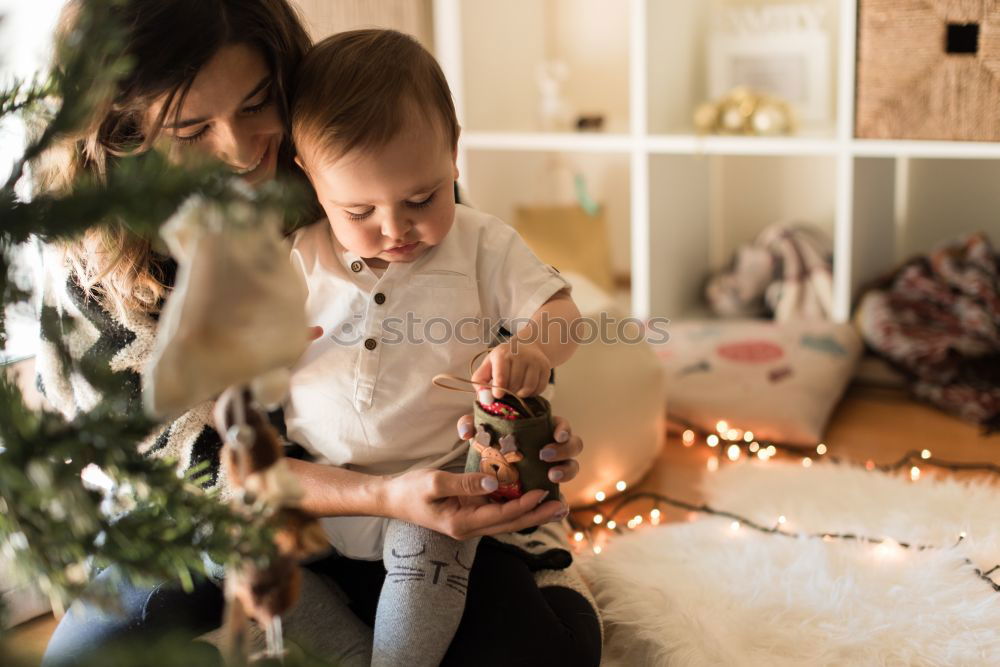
[707,2,831,130]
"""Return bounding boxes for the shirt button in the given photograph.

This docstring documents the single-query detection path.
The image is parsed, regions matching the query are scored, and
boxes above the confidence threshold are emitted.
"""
[364,338,378,351]
[374,292,386,305]
[350,260,363,273]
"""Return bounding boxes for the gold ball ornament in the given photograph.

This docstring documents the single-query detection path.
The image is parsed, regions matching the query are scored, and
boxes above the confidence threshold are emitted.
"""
[693,87,796,136]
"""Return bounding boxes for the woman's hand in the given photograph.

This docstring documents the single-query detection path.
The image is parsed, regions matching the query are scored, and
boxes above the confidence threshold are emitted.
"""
[382,469,567,541]
[380,412,584,541]
[457,413,583,485]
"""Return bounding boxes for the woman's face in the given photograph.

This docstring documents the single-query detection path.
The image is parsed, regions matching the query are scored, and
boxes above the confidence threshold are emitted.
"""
[148,43,283,187]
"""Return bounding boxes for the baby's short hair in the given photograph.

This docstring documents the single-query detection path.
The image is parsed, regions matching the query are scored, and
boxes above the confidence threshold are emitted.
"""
[291,29,460,164]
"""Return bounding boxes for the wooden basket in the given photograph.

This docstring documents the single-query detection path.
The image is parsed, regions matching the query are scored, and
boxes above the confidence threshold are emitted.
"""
[856,0,1000,141]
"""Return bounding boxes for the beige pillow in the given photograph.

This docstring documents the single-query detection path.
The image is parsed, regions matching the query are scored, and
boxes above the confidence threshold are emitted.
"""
[553,272,668,507]
[654,320,861,444]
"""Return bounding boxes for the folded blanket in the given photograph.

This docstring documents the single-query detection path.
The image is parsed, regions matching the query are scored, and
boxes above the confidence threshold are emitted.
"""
[856,232,1000,431]
[706,223,834,322]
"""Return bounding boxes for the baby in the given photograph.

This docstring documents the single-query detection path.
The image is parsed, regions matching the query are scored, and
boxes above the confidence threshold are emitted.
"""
[285,29,580,666]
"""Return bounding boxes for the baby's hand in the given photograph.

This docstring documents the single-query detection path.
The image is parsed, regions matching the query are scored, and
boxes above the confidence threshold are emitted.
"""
[471,341,551,403]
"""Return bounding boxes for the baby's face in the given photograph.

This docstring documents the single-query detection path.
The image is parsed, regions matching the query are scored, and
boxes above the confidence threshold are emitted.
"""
[300,116,458,268]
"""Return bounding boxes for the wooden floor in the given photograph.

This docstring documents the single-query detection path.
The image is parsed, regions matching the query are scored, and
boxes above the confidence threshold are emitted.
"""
[616,384,1000,529]
[5,384,999,665]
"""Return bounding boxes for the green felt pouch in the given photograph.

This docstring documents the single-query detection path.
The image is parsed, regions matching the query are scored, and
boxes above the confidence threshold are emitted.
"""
[464,394,559,502]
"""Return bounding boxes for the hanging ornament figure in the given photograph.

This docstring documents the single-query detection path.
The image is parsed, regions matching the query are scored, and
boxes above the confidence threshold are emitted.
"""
[144,196,323,664]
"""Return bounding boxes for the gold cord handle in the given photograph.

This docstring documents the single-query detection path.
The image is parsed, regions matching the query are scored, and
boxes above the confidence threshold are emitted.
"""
[431,372,536,418]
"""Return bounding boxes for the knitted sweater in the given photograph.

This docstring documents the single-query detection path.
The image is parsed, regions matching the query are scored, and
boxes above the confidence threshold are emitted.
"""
[34,242,601,637]
[35,245,234,500]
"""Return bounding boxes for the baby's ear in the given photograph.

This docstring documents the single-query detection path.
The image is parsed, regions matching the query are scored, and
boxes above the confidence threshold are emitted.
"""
[294,154,308,175]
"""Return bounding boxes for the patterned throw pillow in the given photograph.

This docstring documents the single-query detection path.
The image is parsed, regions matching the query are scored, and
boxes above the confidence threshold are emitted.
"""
[653,320,862,444]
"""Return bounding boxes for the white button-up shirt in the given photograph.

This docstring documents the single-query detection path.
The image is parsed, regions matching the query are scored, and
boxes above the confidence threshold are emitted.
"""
[286,204,569,558]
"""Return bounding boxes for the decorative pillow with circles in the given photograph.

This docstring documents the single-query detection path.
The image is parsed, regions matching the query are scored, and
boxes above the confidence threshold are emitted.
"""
[652,319,862,444]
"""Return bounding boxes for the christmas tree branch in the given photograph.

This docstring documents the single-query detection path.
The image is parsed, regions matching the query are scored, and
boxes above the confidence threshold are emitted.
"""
[0,0,303,613]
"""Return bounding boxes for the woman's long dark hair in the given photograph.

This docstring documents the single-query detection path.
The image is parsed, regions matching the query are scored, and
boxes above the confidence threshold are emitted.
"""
[38,0,313,320]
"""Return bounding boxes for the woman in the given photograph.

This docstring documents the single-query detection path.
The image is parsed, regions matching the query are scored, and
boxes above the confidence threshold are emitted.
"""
[37,1,599,665]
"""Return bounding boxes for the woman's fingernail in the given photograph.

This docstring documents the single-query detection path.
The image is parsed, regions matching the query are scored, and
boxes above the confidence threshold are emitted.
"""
[535,490,551,506]
[550,505,569,521]
[550,469,564,482]
[478,389,493,405]
[481,477,498,492]
[539,447,556,461]
[555,431,570,443]
[459,423,473,439]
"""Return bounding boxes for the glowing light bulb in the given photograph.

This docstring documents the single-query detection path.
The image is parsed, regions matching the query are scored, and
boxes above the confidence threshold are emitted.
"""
[744,431,754,442]
[593,514,604,525]
[730,521,740,532]
[874,539,900,559]
[727,444,741,461]
[749,441,760,453]
[757,449,770,462]
[606,520,617,530]
[766,445,777,457]
[921,449,931,460]
[910,466,920,481]
[650,509,661,519]
[573,532,584,542]
[633,515,643,525]
[716,420,729,434]
[682,430,695,446]
[80,464,114,492]
[707,456,719,472]
[726,428,741,441]
[816,443,827,455]
[778,515,787,525]
[707,434,720,447]
[595,491,606,502]
[802,457,813,468]
[593,545,602,554]
[616,480,627,492]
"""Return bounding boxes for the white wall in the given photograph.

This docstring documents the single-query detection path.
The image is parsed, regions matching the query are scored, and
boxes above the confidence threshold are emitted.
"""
[460,0,629,133]
[1,0,66,361]
[710,155,837,268]
[459,0,547,132]
[898,159,1000,260]
[465,150,632,277]
[546,0,630,134]
[293,0,434,45]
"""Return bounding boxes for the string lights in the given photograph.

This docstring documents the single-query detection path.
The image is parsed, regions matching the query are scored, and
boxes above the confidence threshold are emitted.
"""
[570,488,1000,593]
[660,420,1000,478]
[571,419,1000,592]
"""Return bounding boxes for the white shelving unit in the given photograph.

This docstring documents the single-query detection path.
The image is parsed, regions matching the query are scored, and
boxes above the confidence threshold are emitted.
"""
[434,0,1000,322]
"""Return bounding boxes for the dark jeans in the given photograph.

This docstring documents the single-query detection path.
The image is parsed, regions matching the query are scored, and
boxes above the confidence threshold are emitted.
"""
[41,566,226,667]
[42,538,601,666]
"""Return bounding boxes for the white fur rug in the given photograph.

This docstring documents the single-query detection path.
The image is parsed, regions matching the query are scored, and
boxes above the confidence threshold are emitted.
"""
[582,462,1000,666]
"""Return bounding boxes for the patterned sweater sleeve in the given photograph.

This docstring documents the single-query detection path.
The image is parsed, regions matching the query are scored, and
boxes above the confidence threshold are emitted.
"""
[34,246,234,501]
